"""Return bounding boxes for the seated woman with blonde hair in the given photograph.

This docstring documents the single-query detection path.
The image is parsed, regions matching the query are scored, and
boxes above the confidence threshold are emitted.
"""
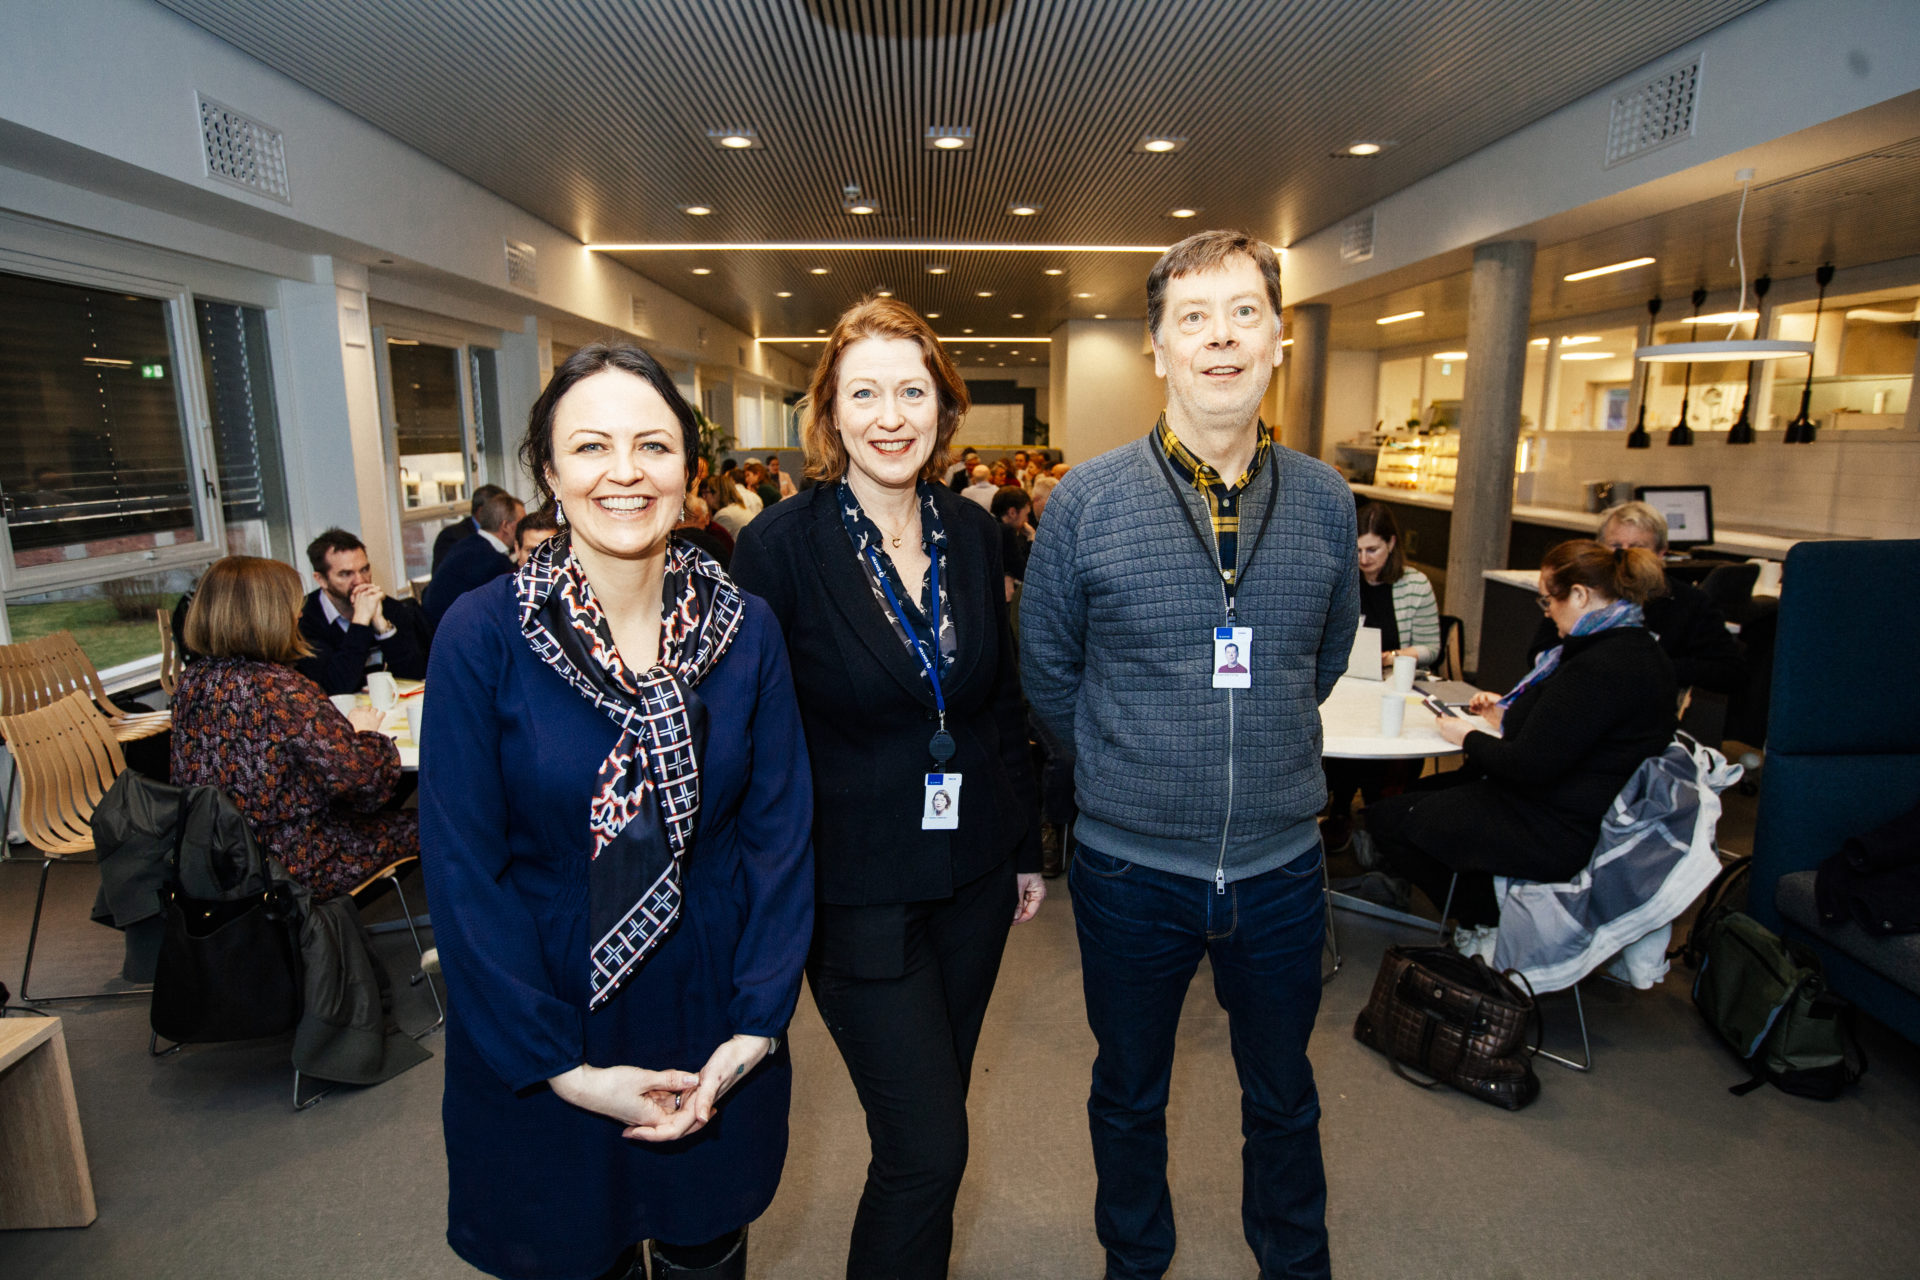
[171,555,415,901]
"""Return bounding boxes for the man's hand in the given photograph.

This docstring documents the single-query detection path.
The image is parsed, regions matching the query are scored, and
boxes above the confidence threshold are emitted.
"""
[549,1064,703,1141]
[349,582,386,630]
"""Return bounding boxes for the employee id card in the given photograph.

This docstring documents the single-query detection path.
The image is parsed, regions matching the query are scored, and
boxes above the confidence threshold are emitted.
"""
[1212,626,1253,689]
[923,773,962,830]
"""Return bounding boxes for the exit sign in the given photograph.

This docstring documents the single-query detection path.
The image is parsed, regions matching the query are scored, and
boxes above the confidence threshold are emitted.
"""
[140,363,165,379]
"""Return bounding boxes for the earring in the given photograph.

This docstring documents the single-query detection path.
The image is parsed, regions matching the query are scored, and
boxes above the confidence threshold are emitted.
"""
[554,502,568,527]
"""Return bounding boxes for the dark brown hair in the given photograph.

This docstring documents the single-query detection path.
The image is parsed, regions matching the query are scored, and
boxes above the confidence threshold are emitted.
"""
[305,527,364,574]
[1147,229,1283,339]
[519,342,699,507]
[184,556,312,665]
[1355,503,1405,586]
[800,297,970,483]
[1539,539,1668,607]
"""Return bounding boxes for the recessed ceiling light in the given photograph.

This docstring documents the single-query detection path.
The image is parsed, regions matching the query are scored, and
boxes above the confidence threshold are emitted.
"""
[1432,351,1468,360]
[925,126,974,151]
[926,311,941,318]
[927,265,949,275]
[815,328,827,334]
[691,267,712,275]
[1010,313,1024,319]
[1094,313,1107,319]
[810,267,830,275]
[1007,203,1041,217]
[998,362,1006,367]
[1346,142,1383,156]
[845,201,878,215]
[707,128,761,150]
[963,328,974,333]
[679,204,713,216]
[877,290,893,297]
[1136,136,1186,154]
[1376,310,1425,325]
[1075,292,1093,299]
[1563,256,1655,282]
[1560,351,1617,361]
[1280,338,1294,347]
[976,290,994,297]
[1044,268,1064,276]
[1169,208,1199,218]
[776,291,792,297]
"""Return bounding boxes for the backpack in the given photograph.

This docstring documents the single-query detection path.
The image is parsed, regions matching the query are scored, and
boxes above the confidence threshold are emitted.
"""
[1688,859,1865,1099]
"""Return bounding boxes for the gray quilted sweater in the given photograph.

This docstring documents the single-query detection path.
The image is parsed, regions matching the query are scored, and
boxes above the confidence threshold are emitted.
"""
[1020,432,1359,884]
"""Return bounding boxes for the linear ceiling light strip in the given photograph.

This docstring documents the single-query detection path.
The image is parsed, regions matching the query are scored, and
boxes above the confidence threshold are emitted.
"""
[587,242,1173,253]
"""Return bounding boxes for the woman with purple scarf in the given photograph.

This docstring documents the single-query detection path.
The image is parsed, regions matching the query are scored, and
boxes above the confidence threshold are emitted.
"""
[1365,539,1677,956]
[421,343,813,1280]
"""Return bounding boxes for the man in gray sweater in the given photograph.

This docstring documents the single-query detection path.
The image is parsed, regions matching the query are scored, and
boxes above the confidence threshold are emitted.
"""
[1021,229,1357,1280]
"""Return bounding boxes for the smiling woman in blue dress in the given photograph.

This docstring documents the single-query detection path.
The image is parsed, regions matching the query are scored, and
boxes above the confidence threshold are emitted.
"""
[420,343,813,1280]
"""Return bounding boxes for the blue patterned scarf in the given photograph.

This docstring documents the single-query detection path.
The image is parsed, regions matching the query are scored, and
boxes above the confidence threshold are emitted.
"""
[1500,596,1645,708]
[515,531,743,1010]
[836,480,956,685]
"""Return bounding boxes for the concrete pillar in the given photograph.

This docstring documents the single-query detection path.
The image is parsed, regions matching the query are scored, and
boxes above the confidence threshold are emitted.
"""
[497,314,550,495]
[1537,335,1563,434]
[1444,240,1535,674]
[1281,303,1331,457]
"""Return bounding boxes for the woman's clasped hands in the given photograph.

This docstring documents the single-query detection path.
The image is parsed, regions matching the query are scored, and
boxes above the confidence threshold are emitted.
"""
[548,1034,776,1142]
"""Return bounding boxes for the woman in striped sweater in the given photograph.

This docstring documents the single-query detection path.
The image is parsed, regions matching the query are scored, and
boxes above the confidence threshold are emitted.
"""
[1324,504,1441,853]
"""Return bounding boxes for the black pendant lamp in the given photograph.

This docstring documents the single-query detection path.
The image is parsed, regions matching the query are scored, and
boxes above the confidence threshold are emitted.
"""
[1726,275,1769,444]
[1669,288,1708,446]
[1783,263,1836,444]
[1626,296,1660,449]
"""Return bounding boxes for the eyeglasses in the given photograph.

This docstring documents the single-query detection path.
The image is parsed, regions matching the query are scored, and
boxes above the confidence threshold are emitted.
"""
[1535,593,1558,613]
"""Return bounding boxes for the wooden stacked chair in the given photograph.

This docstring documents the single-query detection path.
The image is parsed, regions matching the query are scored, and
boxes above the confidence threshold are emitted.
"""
[156,609,181,699]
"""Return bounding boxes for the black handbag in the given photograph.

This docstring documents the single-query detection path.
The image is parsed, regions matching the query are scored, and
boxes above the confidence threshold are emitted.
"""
[150,877,303,1044]
[1354,945,1543,1111]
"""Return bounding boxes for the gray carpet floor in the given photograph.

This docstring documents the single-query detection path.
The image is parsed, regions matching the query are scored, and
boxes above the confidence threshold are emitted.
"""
[3,785,1918,1279]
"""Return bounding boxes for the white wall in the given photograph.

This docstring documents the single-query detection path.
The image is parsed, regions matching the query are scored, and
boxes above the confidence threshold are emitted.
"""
[1324,350,1381,460]
[1056,320,1163,463]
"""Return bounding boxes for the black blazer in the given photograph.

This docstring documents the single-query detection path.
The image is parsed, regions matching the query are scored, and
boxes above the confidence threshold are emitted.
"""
[296,590,431,695]
[733,483,1040,905]
[431,517,478,573]
[424,532,515,625]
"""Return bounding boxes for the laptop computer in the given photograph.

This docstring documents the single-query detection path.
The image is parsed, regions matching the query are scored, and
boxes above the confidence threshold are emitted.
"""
[1346,625,1383,680]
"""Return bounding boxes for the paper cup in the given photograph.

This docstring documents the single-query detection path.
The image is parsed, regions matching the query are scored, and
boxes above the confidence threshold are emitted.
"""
[403,698,424,745]
[367,671,399,711]
[1379,693,1406,738]
[329,694,359,719]
[1391,653,1418,692]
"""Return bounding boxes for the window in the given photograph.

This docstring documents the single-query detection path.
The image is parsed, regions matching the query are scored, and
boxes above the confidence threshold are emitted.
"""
[196,299,292,560]
[0,270,206,574]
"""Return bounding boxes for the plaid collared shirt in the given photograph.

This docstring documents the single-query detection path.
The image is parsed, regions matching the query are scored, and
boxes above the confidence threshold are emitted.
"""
[1156,415,1272,589]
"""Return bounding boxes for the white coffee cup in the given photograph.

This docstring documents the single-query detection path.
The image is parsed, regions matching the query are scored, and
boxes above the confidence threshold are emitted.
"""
[1391,653,1418,693]
[367,671,399,711]
[329,693,359,719]
[403,698,424,745]
[1379,693,1406,738]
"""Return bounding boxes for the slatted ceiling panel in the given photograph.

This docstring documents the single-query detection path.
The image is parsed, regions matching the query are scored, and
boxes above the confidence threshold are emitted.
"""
[157,0,1765,334]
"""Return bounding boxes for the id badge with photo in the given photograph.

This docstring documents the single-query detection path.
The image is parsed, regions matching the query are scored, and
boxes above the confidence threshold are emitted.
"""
[923,773,962,830]
[1212,626,1253,689]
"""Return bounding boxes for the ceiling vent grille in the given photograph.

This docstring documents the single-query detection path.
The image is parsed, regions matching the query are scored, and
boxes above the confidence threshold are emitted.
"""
[504,239,538,291]
[629,294,650,336]
[1339,211,1376,264]
[197,95,290,202]
[1606,55,1703,167]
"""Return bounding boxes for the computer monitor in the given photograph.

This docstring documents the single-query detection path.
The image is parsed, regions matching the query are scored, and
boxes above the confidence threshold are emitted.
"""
[1635,485,1715,551]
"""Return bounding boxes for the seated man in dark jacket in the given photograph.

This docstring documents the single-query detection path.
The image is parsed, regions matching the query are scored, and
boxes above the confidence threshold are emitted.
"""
[297,528,432,695]
[424,490,523,626]
[1527,500,1745,696]
[430,483,508,572]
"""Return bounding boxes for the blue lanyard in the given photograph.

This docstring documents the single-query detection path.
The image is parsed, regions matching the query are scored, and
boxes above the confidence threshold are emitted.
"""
[865,543,947,720]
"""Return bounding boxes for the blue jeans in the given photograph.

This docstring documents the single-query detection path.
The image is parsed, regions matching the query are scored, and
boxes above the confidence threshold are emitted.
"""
[1071,842,1331,1280]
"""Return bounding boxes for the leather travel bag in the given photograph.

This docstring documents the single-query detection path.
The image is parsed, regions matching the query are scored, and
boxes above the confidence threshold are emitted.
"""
[1354,944,1542,1111]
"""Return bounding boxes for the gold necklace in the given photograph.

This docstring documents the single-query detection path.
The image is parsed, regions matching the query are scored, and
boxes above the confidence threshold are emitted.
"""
[874,504,918,550]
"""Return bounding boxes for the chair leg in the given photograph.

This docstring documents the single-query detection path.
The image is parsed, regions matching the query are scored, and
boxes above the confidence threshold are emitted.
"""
[386,875,444,1035]
[1320,861,1342,983]
[18,858,154,1005]
[293,1068,335,1111]
[149,1030,184,1058]
[1435,873,1457,945]
[0,765,18,860]
[1530,983,1594,1073]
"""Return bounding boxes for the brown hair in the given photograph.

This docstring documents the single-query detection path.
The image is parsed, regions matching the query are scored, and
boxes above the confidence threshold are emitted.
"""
[1355,503,1406,586]
[184,556,313,665]
[519,342,699,507]
[1539,539,1668,607]
[800,297,969,483]
[1147,229,1283,340]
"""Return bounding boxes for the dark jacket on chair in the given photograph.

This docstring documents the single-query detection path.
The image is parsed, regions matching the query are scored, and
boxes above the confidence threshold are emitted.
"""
[431,516,479,573]
[1530,573,1743,696]
[424,532,516,627]
[732,484,1040,905]
[297,591,431,695]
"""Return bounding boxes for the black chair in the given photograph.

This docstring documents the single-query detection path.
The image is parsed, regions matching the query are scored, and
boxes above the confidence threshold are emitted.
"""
[1699,562,1761,627]
[1434,615,1466,682]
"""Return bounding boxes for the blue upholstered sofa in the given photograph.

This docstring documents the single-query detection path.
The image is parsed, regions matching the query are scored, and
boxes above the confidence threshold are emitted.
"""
[1749,538,1920,1048]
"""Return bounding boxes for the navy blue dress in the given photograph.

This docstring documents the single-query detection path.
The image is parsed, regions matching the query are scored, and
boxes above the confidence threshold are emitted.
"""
[420,573,814,1280]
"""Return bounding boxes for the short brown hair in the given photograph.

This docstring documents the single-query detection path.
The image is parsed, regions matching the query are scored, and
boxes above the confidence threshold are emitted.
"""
[184,556,313,665]
[1147,229,1282,340]
[1539,539,1669,608]
[1356,503,1406,586]
[800,298,969,483]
